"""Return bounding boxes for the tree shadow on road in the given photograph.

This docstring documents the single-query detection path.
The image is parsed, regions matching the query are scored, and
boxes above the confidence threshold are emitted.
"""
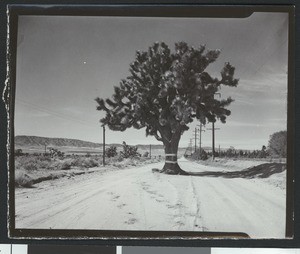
[188,163,286,179]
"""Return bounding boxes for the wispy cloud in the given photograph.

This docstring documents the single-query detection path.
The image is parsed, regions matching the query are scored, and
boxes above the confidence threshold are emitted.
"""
[234,99,255,105]
[237,74,287,93]
[226,118,286,128]
[226,120,263,127]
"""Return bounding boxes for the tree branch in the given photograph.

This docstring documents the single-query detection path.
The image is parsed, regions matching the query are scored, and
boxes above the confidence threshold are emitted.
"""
[154,132,163,142]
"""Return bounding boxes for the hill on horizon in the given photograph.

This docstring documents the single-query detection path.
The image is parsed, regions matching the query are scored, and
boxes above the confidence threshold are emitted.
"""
[14,135,166,150]
[15,135,102,148]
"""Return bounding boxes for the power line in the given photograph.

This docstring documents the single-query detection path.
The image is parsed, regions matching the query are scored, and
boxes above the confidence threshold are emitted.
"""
[16,98,97,128]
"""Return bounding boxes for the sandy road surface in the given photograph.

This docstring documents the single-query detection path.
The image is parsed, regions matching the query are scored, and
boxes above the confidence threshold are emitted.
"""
[15,159,286,238]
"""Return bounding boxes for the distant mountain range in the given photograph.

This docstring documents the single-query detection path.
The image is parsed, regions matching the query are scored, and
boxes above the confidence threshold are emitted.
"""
[15,135,101,148]
[14,135,165,150]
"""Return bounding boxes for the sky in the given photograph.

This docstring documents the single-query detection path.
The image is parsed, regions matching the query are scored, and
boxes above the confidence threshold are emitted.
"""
[15,12,289,150]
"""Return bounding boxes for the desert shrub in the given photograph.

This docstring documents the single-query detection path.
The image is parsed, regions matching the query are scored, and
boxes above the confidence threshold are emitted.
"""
[120,141,140,158]
[15,149,23,156]
[37,156,52,169]
[114,158,136,168]
[191,149,208,161]
[70,157,84,167]
[81,158,99,168]
[106,146,118,158]
[60,160,72,170]
[15,170,33,188]
[23,162,38,171]
[40,155,52,161]
[225,146,236,157]
[17,156,40,171]
[199,149,208,160]
[89,158,99,167]
[48,148,65,158]
[15,157,27,170]
[48,160,62,170]
[257,145,268,158]
[73,158,99,168]
[37,158,51,169]
[143,151,149,157]
[116,155,124,162]
[63,157,98,168]
[139,157,148,162]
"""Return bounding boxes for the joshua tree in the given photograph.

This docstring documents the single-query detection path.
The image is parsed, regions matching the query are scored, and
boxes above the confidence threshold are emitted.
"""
[96,42,238,174]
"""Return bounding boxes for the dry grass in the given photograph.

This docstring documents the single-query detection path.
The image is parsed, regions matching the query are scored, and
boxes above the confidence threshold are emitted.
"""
[14,154,162,188]
[16,155,100,171]
[14,155,101,188]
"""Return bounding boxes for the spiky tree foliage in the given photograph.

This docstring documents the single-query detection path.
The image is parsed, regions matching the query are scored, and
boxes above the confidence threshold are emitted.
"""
[105,146,118,158]
[120,142,140,158]
[96,42,238,174]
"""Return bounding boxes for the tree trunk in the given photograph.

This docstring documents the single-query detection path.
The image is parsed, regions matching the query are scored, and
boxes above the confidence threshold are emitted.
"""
[159,133,188,175]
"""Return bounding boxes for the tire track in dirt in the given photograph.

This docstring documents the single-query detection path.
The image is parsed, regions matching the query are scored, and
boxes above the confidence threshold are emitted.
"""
[16,163,164,229]
[192,176,285,237]
[18,179,123,228]
[213,178,285,237]
[136,172,180,230]
[226,177,286,210]
[190,176,206,231]
[15,160,285,237]
[194,178,256,235]
[160,175,201,231]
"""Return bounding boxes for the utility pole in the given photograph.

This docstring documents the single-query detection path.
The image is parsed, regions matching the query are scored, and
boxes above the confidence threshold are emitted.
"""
[189,138,193,156]
[193,128,199,153]
[44,143,47,154]
[207,122,220,160]
[208,92,221,160]
[197,123,205,152]
[189,138,193,150]
[102,125,106,166]
[184,139,193,157]
[150,144,152,158]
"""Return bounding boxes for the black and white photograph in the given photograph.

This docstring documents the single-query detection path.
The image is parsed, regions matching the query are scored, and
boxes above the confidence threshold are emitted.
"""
[9,6,293,239]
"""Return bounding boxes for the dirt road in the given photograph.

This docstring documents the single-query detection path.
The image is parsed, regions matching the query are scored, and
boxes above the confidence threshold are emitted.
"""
[15,159,286,238]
